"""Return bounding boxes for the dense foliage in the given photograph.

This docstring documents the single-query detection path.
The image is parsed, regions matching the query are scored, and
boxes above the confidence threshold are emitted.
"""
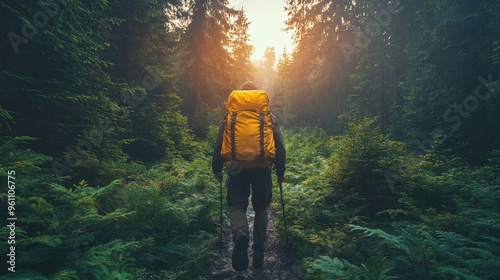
[270,3,500,276]
[275,124,500,279]
[0,137,219,279]
[1,0,499,279]
[0,1,223,278]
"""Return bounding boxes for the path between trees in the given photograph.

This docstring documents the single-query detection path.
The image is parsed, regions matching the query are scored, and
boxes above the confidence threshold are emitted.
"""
[203,202,304,280]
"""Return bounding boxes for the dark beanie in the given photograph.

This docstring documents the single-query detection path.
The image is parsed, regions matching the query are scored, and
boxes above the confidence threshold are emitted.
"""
[241,81,257,90]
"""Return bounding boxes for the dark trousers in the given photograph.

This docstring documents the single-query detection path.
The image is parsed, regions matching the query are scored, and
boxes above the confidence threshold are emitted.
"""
[227,168,272,252]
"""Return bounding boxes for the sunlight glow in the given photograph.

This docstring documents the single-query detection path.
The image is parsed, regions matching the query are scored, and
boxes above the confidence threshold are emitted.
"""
[229,0,295,61]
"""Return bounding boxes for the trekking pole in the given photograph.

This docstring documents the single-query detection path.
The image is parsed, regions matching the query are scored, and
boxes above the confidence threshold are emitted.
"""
[219,171,223,247]
[278,182,289,247]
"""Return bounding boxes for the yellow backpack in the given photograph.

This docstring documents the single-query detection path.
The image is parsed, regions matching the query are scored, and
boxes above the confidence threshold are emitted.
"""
[221,90,276,169]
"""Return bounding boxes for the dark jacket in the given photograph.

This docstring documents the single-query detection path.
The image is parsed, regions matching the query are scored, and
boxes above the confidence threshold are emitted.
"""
[212,113,286,178]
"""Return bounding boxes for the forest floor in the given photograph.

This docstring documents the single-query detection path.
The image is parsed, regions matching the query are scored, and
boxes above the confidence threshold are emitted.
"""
[202,203,304,280]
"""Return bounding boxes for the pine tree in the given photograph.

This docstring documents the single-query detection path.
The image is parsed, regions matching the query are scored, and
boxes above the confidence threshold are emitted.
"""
[400,0,500,160]
[254,46,276,91]
[228,9,254,86]
[283,0,361,126]
[105,0,194,163]
[179,0,237,136]
[348,0,408,133]
[0,1,120,159]
[273,49,293,112]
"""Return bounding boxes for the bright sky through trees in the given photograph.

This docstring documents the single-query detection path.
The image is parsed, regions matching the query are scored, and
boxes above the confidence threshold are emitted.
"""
[229,0,294,61]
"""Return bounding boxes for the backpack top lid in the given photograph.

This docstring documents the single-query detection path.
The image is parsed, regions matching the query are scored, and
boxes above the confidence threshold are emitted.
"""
[227,90,269,112]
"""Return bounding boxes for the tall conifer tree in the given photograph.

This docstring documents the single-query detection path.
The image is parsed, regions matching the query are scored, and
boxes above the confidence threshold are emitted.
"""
[180,0,237,135]
[228,9,254,86]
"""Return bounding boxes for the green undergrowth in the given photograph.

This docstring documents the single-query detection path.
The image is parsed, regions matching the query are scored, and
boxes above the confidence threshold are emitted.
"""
[273,119,500,279]
[0,137,220,280]
[2,119,499,279]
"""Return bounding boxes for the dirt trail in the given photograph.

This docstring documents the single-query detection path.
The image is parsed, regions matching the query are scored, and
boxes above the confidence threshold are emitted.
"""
[203,205,304,280]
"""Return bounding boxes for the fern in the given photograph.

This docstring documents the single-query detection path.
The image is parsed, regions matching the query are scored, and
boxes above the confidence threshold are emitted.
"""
[351,223,500,279]
[360,256,397,280]
[79,239,140,279]
[306,256,362,280]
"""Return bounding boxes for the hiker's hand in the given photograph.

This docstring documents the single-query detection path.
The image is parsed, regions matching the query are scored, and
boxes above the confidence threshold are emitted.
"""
[214,171,223,183]
[278,176,285,184]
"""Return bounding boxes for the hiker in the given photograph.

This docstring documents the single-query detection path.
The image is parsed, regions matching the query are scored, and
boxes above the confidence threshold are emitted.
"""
[212,81,286,271]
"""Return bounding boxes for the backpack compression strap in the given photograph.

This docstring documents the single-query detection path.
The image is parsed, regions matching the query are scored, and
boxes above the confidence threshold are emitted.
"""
[230,112,237,163]
[259,112,265,164]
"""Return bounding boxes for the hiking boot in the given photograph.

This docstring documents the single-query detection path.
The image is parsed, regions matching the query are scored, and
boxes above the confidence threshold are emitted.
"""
[252,246,264,268]
[231,232,249,271]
